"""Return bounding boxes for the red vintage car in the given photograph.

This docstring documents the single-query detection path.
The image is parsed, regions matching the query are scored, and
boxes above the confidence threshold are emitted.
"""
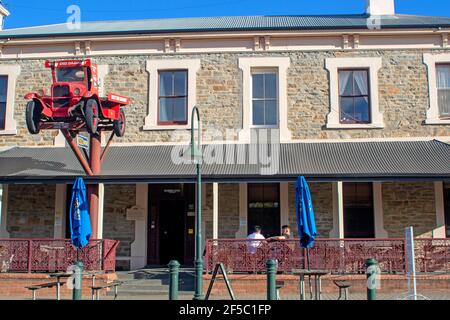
[24,59,128,136]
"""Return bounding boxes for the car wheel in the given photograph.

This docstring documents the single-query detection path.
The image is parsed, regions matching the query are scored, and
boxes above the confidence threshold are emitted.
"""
[25,100,42,134]
[113,108,126,137]
[84,99,99,135]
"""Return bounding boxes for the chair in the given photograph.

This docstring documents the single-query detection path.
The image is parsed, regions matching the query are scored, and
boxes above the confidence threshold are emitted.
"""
[333,280,352,300]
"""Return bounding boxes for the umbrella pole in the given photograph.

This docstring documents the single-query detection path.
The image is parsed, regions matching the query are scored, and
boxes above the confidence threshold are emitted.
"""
[307,248,311,271]
[307,248,313,300]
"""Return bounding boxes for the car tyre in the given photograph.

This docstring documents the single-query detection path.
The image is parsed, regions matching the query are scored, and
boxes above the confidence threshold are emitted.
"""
[113,108,126,137]
[84,99,99,135]
[25,100,42,134]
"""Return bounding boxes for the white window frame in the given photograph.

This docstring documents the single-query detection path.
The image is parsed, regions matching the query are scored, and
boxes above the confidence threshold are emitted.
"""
[325,57,384,129]
[144,59,200,130]
[0,65,21,135]
[250,68,279,129]
[424,53,450,125]
[238,57,291,142]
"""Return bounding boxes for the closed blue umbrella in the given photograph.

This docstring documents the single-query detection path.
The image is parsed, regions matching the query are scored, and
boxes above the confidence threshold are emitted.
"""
[69,177,92,249]
[296,176,317,270]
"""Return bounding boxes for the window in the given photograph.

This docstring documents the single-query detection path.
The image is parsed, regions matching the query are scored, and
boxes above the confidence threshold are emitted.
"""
[325,57,383,129]
[145,59,200,130]
[423,53,450,124]
[0,76,7,131]
[158,70,188,125]
[436,64,450,119]
[444,183,450,238]
[343,183,375,238]
[339,70,371,124]
[251,71,278,127]
[248,184,280,238]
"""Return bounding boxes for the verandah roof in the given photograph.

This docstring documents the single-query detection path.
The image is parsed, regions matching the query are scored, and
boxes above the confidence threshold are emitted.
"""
[0,140,448,184]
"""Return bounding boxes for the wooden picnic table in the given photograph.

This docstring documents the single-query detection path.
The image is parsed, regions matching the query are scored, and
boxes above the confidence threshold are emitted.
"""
[292,269,330,300]
[49,271,103,300]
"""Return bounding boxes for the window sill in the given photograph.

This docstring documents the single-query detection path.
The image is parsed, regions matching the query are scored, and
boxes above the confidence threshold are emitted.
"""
[143,125,190,131]
[425,119,450,125]
[0,129,17,136]
[325,123,385,129]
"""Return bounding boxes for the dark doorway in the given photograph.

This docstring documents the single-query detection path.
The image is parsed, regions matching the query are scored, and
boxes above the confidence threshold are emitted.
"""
[158,199,186,265]
[444,183,450,238]
[247,183,280,238]
[343,183,375,238]
[65,184,74,239]
[147,184,195,266]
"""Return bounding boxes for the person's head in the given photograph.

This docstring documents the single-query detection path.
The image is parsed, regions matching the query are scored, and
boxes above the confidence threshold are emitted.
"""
[281,225,291,236]
[254,226,262,234]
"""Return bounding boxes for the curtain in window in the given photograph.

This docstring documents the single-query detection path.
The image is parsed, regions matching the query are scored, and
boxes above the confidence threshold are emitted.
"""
[339,71,352,96]
[353,71,369,95]
[437,65,450,89]
[437,65,450,117]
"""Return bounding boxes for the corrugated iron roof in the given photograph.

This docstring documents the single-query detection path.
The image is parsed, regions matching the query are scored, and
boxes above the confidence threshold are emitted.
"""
[0,140,448,184]
[1,14,450,39]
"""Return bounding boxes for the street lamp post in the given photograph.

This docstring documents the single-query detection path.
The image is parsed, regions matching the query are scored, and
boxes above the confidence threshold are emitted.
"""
[185,106,203,300]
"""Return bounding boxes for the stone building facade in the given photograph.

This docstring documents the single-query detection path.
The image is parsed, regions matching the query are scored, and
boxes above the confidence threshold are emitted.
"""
[0,0,449,270]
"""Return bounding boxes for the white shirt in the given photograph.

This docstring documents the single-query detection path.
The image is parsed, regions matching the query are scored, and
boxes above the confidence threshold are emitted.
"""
[247,232,265,254]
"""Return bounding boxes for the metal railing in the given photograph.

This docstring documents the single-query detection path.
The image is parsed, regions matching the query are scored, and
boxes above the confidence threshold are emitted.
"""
[205,238,450,274]
[0,239,119,273]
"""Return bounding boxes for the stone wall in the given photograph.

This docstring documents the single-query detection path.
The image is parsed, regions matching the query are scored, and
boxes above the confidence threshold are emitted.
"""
[217,184,240,238]
[382,182,437,237]
[1,49,449,147]
[103,184,136,259]
[288,182,334,238]
[7,185,55,238]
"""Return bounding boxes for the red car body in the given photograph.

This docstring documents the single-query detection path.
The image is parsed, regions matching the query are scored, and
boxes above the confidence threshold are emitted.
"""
[24,59,129,135]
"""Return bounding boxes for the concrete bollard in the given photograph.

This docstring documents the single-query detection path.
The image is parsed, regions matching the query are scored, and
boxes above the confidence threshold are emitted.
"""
[169,260,180,300]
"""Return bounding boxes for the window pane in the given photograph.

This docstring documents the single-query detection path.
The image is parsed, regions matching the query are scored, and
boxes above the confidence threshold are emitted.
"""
[438,89,450,117]
[353,70,369,96]
[173,71,187,96]
[172,97,187,122]
[340,97,354,123]
[264,73,277,99]
[265,100,278,126]
[159,98,172,122]
[252,100,265,126]
[437,65,450,89]
[159,72,173,96]
[0,102,5,130]
[248,184,280,238]
[339,70,353,96]
[354,97,370,123]
[252,74,264,99]
[0,76,7,103]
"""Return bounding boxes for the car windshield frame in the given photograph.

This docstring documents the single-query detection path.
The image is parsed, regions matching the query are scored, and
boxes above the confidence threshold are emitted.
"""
[55,67,86,83]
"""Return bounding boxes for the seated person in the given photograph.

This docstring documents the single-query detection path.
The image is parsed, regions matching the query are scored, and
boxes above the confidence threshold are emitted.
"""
[267,225,292,241]
[247,225,265,254]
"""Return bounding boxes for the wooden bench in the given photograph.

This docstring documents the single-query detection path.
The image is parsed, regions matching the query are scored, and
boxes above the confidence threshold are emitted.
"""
[90,281,123,300]
[26,281,65,301]
[333,280,352,300]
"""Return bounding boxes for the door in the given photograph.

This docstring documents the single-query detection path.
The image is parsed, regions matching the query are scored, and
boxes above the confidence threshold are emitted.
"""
[247,183,281,238]
[159,199,186,265]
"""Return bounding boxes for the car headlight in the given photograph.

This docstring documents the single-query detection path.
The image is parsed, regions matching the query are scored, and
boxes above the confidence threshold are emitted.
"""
[74,88,81,96]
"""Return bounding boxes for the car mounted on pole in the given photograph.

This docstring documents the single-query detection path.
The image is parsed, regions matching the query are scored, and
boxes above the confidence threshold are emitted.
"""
[24,59,129,137]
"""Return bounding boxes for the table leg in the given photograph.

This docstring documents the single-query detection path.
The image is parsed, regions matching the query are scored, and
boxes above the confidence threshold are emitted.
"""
[300,275,305,300]
[56,281,61,301]
[309,276,313,300]
[318,276,322,301]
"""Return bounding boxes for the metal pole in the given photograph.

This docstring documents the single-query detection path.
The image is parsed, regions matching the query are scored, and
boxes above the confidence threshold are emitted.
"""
[192,106,204,301]
[365,258,378,301]
[267,260,277,300]
[169,260,180,300]
[73,261,84,300]
[88,133,101,239]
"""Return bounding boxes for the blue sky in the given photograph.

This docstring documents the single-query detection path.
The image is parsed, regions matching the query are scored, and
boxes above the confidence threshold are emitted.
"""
[2,0,450,29]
